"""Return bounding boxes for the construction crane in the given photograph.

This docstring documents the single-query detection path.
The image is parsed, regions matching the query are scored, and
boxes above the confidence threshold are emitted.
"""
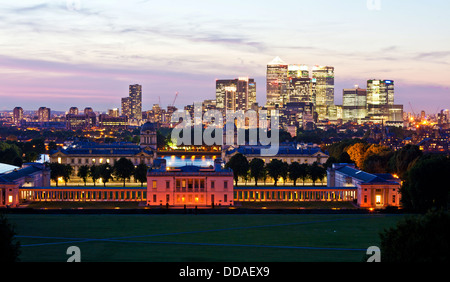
[171,91,179,107]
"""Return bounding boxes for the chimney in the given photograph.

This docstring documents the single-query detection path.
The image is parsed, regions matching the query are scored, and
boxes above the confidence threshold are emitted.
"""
[214,158,222,171]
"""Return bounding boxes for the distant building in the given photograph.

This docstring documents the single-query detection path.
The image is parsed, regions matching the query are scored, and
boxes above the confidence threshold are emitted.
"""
[97,114,128,130]
[216,78,256,112]
[38,107,51,123]
[146,158,234,207]
[342,87,367,123]
[13,107,23,125]
[366,79,394,123]
[266,56,289,107]
[68,107,79,115]
[312,66,335,120]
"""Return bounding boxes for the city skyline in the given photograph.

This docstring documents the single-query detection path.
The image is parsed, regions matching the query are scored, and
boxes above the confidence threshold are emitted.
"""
[1,1,449,114]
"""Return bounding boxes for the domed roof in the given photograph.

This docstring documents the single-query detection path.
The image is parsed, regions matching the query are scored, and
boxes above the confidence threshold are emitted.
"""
[140,122,158,133]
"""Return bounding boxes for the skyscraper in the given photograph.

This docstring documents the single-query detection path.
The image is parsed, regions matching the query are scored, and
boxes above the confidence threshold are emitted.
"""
[312,66,334,120]
[37,107,50,123]
[13,107,23,125]
[266,56,288,107]
[366,79,394,123]
[121,97,131,118]
[342,87,367,123]
[216,78,256,112]
[129,84,142,121]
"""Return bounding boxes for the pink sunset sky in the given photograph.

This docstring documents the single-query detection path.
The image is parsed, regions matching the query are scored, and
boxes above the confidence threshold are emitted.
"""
[1,0,449,114]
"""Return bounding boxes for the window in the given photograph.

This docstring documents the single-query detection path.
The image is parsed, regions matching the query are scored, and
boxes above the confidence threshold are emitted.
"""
[211,181,215,189]
[200,179,205,189]
[176,180,181,189]
[166,181,170,189]
[152,180,157,189]
[364,195,367,203]
[224,194,228,203]
[392,195,396,203]
[224,181,228,189]
[376,195,381,205]
[153,194,157,202]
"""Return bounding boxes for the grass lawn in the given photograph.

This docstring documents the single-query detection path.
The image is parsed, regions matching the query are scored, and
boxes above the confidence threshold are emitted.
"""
[5,213,405,262]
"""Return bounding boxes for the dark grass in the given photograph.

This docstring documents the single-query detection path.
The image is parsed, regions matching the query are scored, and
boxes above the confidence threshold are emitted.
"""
[5,213,405,262]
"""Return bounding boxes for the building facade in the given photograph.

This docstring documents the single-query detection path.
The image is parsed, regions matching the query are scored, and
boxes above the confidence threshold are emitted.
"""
[343,87,367,123]
[147,159,234,207]
[327,163,401,208]
[216,78,256,112]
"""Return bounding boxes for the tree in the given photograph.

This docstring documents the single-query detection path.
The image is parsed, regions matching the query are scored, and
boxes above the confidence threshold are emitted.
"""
[400,154,450,212]
[77,165,90,186]
[288,162,302,186]
[308,162,326,186]
[266,159,284,186]
[379,209,450,262]
[298,163,309,185]
[0,214,21,262]
[346,143,367,168]
[388,144,422,179]
[280,161,289,185]
[249,158,265,186]
[225,153,249,186]
[113,157,135,187]
[62,164,73,186]
[89,165,101,187]
[134,163,148,187]
[49,162,65,186]
[98,163,113,187]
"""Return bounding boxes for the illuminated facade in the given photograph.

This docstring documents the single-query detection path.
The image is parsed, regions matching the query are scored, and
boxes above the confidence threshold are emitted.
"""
[367,79,394,123]
[0,163,50,207]
[266,56,289,107]
[147,159,234,207]
[342,87,367,123]
[129,84,142,122]
[13,107,23,125]
[312,66,334,120]
[327,163,401,208]
[216,78,256,112]
[38,107,51,123]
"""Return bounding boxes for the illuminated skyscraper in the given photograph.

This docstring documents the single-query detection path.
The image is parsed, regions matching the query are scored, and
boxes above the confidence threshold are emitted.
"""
[13,107,23,125]
[312,66,334,120]
[121,97,131,118]
[342,87,367,123]
[367,79,394,123]
[287,65,316,104]
[37,107,50,123]
[266,56,288,107]
[216,78,256,112]
[129,84,142,121]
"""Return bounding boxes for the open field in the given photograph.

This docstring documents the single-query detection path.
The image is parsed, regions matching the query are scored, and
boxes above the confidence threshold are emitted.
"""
[5,213,405,262]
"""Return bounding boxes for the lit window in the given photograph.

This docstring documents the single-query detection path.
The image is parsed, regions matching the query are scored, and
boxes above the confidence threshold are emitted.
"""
[8,195,13,203]
[152,180,157,189]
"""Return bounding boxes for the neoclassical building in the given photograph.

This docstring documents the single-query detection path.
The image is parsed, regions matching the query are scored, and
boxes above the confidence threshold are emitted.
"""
[223,144,329,165]
[147,158,234,207]
[50,122,158,173]
[327,163,402,208]
[0,163,50,207]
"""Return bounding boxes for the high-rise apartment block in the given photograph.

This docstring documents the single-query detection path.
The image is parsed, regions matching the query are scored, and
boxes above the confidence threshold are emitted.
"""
[121,84,142,123]
[13,107,23,125]
[216,78,256,112]
[366,79,395,123]
[38,107,51,123]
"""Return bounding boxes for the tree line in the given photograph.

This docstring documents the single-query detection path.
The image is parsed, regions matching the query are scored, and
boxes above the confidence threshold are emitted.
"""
[49,157,149,187]
[225,153,327,187]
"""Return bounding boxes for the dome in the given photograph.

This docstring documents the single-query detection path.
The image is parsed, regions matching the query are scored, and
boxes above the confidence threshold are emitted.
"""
[140,122,157,134]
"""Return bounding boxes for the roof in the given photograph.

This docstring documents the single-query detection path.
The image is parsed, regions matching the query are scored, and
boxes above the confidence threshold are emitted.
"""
[268,56,287,65]
[50,142,153,156]
[0,163,20,174]
[335,166,399,185]
[0,164,45,184]
[149,164,233,176]
[140,122,158,133]
[226,145,327,157]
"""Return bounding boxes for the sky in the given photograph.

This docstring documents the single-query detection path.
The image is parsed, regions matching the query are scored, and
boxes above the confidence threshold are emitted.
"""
[0,0,449,114]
